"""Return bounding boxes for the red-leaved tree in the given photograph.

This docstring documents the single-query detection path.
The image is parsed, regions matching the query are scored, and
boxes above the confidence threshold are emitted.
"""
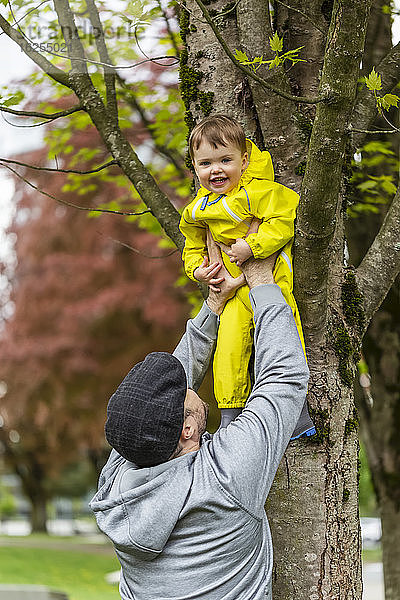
[0,122,191,532]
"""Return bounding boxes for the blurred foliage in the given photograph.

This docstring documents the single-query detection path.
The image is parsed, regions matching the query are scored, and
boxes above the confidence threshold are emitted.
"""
[347,140,398,217]
[0,481,17,520]
[359,443,378,517]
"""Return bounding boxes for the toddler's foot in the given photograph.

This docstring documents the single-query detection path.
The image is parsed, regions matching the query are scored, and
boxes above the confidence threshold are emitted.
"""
[290,401,316,440]
[219,408,242,429]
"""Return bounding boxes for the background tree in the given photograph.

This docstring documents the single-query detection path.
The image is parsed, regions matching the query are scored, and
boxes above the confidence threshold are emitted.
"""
[0,122,190,532]
[344,6,400,598]
[0,0,400,597]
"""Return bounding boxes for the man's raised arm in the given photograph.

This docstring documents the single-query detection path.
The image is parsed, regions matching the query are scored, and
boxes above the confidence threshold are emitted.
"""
[207,252,309,514]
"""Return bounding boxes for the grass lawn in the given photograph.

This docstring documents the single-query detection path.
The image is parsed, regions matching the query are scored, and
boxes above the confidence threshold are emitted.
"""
[0,535,120,600]
[362,546,382,563]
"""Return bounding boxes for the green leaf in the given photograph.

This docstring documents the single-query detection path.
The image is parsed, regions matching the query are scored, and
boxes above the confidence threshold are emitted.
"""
[365,68,382,91]
[0,91,25,107]
[363,141,395,155]
[380,93,400,111]
[269,32,283,53]
[233,48,249,64]
[268,55,281,69]
[357,179,377,191]
[380,179,397,195]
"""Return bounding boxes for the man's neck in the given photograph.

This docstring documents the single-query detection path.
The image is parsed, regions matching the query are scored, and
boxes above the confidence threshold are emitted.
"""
[170,441,200,461]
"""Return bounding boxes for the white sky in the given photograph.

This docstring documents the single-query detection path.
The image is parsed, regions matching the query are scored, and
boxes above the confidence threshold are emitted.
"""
[0,33,42,243]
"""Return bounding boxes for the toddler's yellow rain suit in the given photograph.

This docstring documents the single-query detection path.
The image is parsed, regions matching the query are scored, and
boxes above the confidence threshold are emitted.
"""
[180,140,305,408]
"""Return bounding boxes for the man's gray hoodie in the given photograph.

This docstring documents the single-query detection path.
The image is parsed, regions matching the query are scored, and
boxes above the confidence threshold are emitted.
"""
[90,284,309,600]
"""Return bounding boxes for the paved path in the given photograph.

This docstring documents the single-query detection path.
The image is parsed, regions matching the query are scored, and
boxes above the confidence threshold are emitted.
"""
[0,535,114,556]
[363,563,384,600]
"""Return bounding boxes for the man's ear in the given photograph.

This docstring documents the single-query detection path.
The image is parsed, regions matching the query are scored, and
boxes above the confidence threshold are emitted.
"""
[180,415,197,442]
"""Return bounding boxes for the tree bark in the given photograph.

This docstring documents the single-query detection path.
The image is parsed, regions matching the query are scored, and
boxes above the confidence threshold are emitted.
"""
[381,502,400,600]
[29,493,48,533]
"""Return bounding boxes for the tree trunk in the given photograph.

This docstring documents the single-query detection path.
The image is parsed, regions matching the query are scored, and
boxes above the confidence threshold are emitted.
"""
[29,493,48,533]
[381,501,400,600]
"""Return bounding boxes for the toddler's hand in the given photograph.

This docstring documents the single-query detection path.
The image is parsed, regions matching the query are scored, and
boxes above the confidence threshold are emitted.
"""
[226,238,253,266]
[194,257,225,292]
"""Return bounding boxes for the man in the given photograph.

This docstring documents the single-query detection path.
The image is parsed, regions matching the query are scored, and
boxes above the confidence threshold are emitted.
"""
[90,236,309,600]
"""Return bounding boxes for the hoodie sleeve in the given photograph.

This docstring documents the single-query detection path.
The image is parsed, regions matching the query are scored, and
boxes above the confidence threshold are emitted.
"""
[179,205,207,281]
[206,284,309,516]
[173,302,218,391]
[244,182,299,259]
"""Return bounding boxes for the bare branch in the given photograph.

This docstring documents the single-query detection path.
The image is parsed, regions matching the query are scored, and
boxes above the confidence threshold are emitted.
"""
[0,104,83,120]
[191,0,327,104]
[98,232,179,259]
[52,0,90,75]
[156,0,181,57]
[116,73,187,179]
[352,41,400,149]
[1,12,178,69]
[0,157,117,175]
[1,111,58,129]
[0,13,70,87]
[356,185,400,329]
[4,0,51,30]
[349,126,397,135]
[295,0,372,346]
[85,0,118,120]
[275,0,327,34]
[1,162,151,217]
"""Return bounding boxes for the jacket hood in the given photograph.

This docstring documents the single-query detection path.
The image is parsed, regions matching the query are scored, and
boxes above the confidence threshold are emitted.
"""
[243,139,274,181]
[90,449,197,561]
[195,139,274,199]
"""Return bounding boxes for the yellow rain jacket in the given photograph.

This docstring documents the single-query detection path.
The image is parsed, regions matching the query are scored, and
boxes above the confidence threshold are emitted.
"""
[180,140,305,408]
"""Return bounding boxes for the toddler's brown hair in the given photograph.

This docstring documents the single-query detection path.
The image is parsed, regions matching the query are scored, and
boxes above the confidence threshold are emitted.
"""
[189,114,247,160]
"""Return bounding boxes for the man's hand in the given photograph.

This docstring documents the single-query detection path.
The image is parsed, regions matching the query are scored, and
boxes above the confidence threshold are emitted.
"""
[240,253,277,289]
[193,257,225,292]
[205,229,245,316]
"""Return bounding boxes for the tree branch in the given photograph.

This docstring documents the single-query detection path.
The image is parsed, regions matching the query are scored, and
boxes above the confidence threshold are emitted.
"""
[294,0,372,346]
[99,233,179,259]
[156,0,181,58]
[85,0,118,120]
[349,126,397,135]
[52,0,90,75]
[192,0,327,104]
[116,74,187,179]
[2,0,185,251]
[352,41,400,149]
[356,185,400,329]
[0,13,70,87]
[1,162,151,217]
[0,157,117,175]
[0,104,83,121]
[275,0,327,34]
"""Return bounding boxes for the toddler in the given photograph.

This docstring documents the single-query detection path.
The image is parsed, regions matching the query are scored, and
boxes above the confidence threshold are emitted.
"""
[180,114,315,438]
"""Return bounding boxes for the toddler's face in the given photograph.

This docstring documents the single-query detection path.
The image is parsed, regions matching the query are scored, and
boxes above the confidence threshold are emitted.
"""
[193,140,248,195]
